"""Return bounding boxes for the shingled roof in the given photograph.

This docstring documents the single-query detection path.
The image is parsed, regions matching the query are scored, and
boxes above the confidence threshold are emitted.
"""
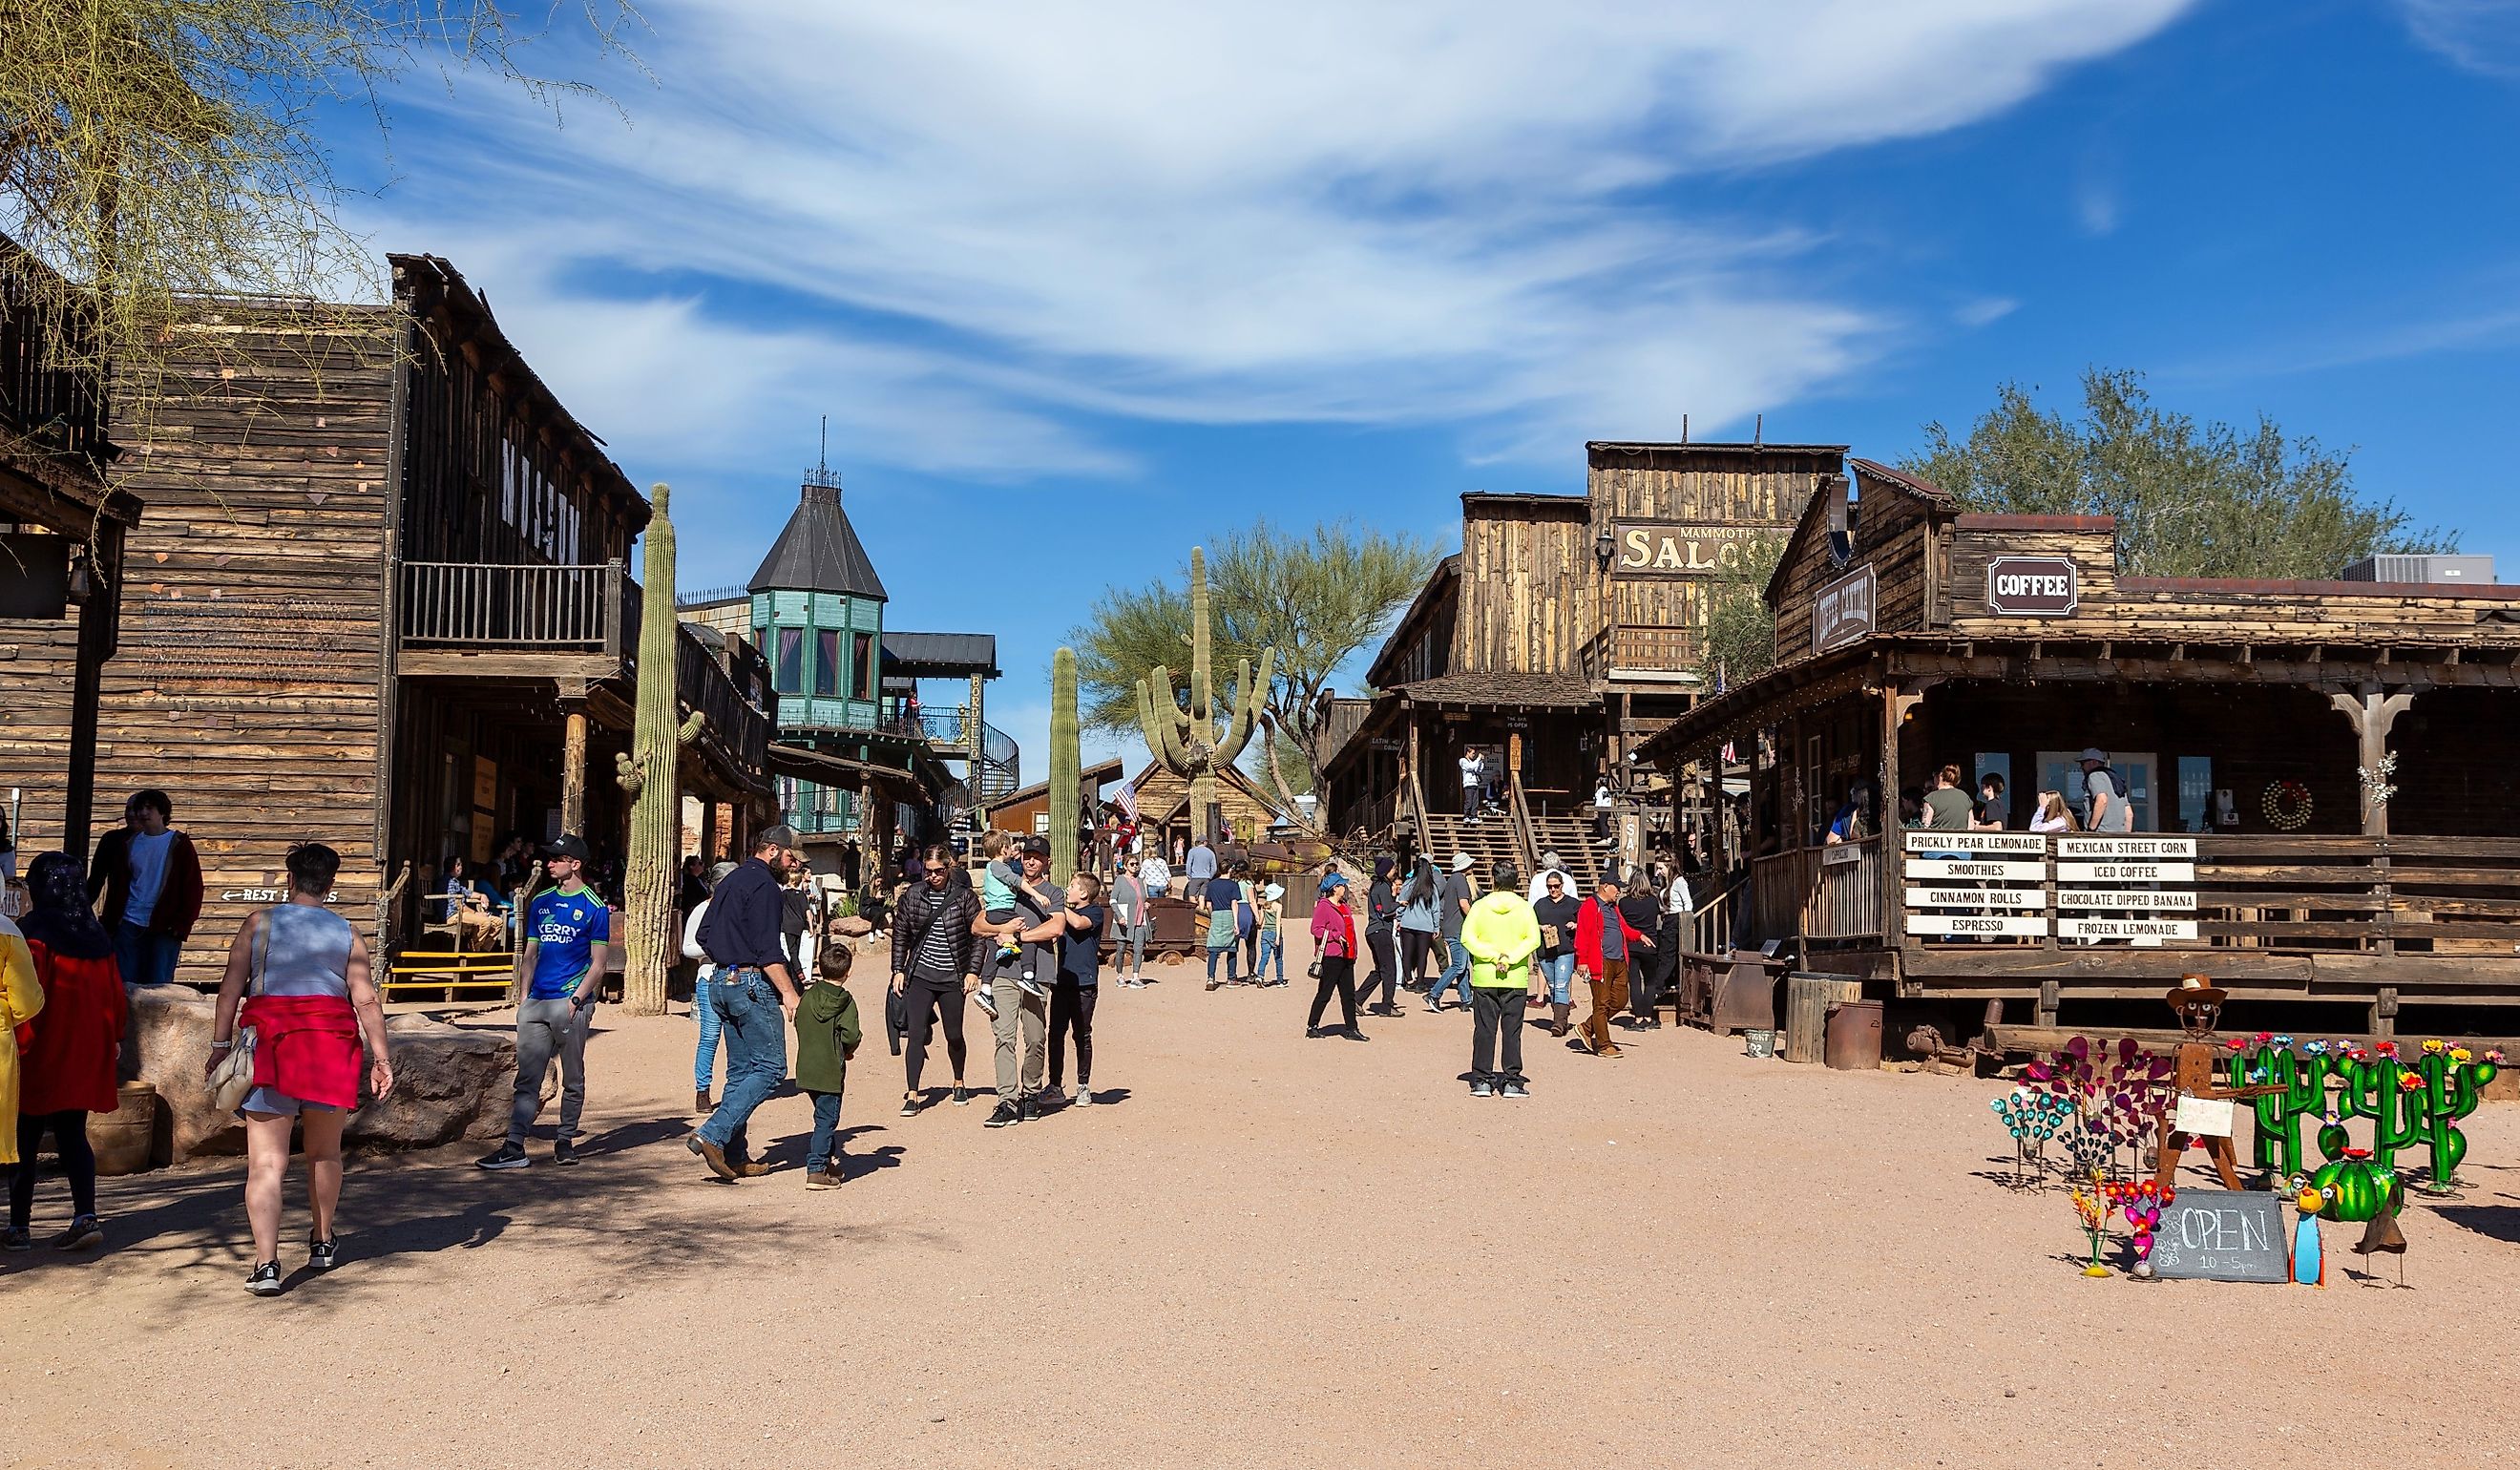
[749,481,887,599]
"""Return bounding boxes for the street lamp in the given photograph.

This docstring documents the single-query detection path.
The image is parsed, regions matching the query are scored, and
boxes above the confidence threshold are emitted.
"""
[1594,526,1616,570]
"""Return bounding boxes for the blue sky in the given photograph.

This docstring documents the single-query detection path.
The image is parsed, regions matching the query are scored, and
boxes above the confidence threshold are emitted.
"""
[341,0,2520,774]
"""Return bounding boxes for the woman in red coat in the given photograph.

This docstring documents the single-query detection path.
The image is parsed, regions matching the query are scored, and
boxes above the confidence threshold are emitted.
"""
[9,852,128,1253]
[1570,873,1649,1059]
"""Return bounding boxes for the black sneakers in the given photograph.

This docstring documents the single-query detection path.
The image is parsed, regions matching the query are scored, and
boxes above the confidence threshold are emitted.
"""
[1338,1028,1371,1043]
[899,1092,920,1118]
[1019,1095,1041,1123]
[553,1139,579,1166]
[307,1234,339,1270]
[984,1101,1021,1127]
[245,1260,283,1295]
[1501,1081,1530,1099]
[1469,1080,1496,1097]
[951,1084,972,1107]
[475,1143,529,1171]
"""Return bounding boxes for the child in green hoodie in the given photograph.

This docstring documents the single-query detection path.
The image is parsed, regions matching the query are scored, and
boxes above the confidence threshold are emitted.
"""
[794,944,864,1190]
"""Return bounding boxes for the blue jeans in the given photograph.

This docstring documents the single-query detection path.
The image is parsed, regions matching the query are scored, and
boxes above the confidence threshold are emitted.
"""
[1206,943,1239,984]
[804,1090,843,1174]
[1542,953,1575,1005]
[692,967,724,1092]
[699,973,787,1158]
[1429,938,1473,1007]
[1256,931,1285,983]
[116,921,181,986]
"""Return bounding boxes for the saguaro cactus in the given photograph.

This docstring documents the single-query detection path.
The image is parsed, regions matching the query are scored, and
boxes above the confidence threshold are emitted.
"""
[1134,546,1275,836]
[616,482,707,1017]
[1051,647,1080,885]
[2334,1050,2423,1170]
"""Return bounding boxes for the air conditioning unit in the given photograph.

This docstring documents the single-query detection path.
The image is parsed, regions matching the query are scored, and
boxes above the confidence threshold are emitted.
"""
[2339,554,2496,585]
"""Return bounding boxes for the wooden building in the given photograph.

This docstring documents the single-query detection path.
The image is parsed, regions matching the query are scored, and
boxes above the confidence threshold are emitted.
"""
[0,236,132,865]
[1638,458,2520,1046]
[0,254,773,979]
[1124,760,1292,858]
[985,756,1124,841]
[723,475,1010,863]
[1319,441,1840,887]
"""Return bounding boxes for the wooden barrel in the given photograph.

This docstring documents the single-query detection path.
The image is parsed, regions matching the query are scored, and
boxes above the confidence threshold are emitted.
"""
[93,1082,158,1176]
[1783,976,1861,1063]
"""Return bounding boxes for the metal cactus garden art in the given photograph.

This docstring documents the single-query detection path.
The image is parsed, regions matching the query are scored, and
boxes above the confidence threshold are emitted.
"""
[2226,1034,2500,1194]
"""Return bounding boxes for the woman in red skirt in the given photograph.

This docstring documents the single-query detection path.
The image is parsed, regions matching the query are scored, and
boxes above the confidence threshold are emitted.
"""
[206,844,394,1295]
[8,852,128,1253]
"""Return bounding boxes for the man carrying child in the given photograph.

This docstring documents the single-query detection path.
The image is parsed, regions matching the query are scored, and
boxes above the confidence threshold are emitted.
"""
[979,835,1062,1127]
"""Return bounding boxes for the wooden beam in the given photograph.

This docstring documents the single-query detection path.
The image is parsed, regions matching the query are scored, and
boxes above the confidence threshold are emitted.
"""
[395,650,621,682]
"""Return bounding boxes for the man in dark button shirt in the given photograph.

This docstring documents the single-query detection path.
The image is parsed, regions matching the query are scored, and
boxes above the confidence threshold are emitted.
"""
[689,826,803,1181]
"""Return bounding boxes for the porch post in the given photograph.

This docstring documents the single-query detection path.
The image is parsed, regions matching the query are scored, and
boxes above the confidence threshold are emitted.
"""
[2326,689,2413,838]
[561,706,589,836]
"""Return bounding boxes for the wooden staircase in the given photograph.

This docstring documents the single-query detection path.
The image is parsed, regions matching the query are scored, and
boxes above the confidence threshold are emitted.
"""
[1526,808,1609,893]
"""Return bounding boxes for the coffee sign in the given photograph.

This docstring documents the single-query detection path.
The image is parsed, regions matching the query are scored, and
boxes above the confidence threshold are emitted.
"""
[1813,562,1875,652]
[1610,522,1770,578]
[1984,555,2080,617]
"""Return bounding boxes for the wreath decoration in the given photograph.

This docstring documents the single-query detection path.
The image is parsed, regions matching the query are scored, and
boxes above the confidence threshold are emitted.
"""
[2262,779,2313,831]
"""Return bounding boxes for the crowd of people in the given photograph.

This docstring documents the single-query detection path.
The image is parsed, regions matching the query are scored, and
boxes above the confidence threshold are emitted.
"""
[3,792,1713,1295]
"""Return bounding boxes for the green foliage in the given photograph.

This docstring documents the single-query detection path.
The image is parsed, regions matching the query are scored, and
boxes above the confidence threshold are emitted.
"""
[1903,368,2454,578]
[1698,536,1786,688]
[1074,518,1438,781]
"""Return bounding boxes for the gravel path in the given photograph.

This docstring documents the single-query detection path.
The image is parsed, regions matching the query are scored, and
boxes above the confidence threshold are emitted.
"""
[7,933,2517,1469]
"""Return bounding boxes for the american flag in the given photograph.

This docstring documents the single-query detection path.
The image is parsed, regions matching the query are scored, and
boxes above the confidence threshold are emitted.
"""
[1114,777,1139,823]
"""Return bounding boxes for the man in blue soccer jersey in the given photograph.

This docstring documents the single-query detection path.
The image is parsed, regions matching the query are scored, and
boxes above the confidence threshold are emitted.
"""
[477,833,610,1170]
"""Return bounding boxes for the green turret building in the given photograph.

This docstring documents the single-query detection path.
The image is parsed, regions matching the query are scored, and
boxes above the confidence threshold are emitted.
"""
[704,468,1011,858]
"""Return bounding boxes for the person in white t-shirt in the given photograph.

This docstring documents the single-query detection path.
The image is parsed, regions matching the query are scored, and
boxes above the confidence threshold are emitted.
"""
[1459,748,1485,822]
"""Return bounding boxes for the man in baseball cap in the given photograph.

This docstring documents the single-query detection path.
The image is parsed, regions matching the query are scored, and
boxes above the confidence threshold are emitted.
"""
[479,832,607,1170]
[984,834,1064,1126]
[685,824,805,1179]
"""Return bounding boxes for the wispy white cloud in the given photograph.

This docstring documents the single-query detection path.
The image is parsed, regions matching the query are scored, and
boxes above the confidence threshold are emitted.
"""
[1955,296,2021,327]
[362,0,2195,477]
[2392,0,2520,76]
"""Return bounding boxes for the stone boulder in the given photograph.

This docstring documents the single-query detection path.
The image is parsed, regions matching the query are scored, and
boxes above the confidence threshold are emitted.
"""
[830,914,874,939]
[126,985,514,1162]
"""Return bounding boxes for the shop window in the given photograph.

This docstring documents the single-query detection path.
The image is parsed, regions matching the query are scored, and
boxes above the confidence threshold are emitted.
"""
[775,627,803,695]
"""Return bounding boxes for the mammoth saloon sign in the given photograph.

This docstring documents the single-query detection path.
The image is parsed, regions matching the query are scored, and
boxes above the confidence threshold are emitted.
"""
[1609,522,1773,577]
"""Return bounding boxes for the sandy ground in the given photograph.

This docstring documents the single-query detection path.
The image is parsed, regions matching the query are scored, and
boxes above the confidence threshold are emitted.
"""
[6,927,2519,1470]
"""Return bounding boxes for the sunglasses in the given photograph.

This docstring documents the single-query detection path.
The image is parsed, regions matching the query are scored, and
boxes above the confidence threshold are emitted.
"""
[923,866,952,876]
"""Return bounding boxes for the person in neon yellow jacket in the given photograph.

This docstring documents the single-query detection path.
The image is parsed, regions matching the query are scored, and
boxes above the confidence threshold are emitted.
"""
[1459,862,1541,1098]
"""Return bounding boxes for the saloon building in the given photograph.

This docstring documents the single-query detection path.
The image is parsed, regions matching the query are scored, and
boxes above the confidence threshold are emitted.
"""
[1637,458,2520,1047]
[1318,440,1840,889]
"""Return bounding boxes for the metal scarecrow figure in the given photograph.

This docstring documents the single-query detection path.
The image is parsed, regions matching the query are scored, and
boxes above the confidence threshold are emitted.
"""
[2152,975,2282,1191]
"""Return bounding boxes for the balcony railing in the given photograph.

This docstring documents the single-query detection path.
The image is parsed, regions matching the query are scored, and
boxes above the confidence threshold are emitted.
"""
[677,622,770,774]
[399,560,635,654]
[1580,623,1702,683]
[0,238,113,470]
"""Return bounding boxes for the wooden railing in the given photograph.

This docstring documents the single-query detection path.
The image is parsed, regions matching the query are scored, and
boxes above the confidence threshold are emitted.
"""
[1690,872,1746,954]
[399,560,633,653]
[0,239,112,468]
[676,623,769,775]
[1580,623,1703,682]
[1811,836,1885,938]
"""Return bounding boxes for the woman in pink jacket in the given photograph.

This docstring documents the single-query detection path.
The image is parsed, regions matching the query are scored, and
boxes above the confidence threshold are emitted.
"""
[1306,875,1368,1043]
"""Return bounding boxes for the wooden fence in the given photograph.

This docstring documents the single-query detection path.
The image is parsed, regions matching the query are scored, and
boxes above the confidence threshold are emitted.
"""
[399,560,631,652]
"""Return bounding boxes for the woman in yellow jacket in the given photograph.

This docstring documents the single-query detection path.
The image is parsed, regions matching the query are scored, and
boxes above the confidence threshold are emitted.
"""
[0,914,43,1166]
[1459,862,1541,1099]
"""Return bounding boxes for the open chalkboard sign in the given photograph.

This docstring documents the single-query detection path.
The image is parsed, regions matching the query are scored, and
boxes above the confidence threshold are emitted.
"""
[2149,1188,2288,1284]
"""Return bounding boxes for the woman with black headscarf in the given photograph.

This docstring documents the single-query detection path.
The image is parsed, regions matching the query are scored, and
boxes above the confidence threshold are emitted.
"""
[8,852,127,1253]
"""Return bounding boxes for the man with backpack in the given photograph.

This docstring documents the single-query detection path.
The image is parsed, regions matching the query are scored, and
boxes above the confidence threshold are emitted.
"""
[2080,749,2132,833]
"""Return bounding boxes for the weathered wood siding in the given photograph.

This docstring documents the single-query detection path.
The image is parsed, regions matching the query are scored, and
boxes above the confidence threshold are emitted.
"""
[1773,472,1942,661]
[1452,501,1590,675]
[0,312,395,980]
[1590,446,1835,644]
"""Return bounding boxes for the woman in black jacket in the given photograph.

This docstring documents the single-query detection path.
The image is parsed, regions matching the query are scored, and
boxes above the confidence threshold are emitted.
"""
[1359,856,1401,1016]
[888,845,981,1116]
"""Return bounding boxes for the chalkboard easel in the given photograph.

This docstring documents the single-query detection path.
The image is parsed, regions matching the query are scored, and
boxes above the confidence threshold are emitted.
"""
[2148,1188,2288,1284]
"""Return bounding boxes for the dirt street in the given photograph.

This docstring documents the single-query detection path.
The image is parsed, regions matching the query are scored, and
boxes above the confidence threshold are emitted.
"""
[7,931,2517,1470]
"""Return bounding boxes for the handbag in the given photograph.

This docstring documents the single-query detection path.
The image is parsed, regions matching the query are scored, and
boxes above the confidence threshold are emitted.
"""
[209,910,272,1111]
